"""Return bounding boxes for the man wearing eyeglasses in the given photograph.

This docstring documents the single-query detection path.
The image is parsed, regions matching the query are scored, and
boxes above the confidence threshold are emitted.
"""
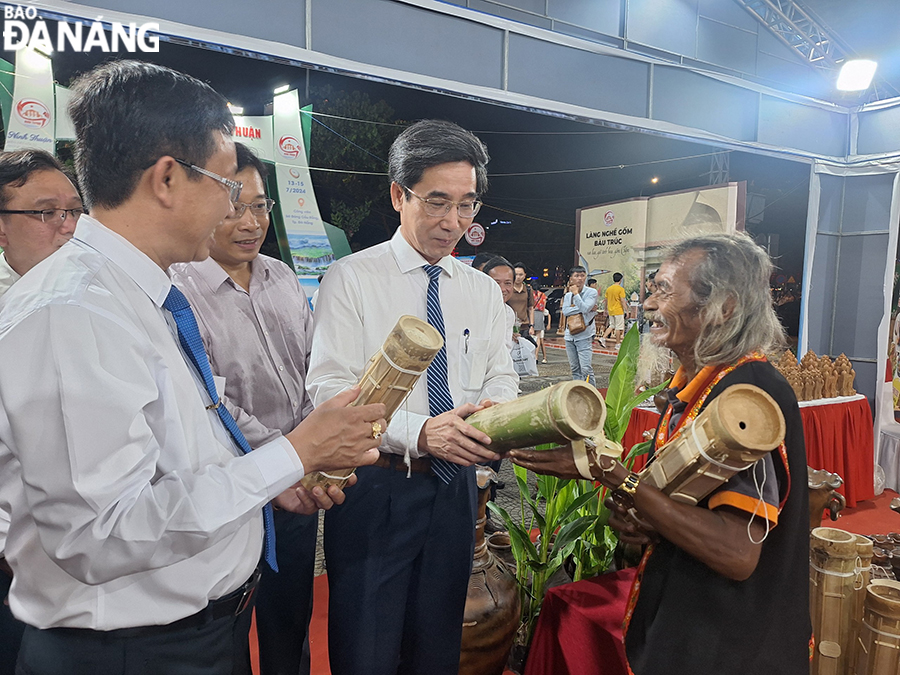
[171,143,320,675]
[0,149,82,299]
[0,61,386,675]
[308,119,517,675]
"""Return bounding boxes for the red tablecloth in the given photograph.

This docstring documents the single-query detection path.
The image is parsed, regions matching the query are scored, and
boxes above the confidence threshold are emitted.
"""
[524,568,636,675]
[799,395,874,508]
[620,407,661,473]
[619,396,875,508]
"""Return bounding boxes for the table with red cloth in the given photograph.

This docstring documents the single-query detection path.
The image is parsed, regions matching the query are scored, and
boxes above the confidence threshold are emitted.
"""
[618,394,875,507]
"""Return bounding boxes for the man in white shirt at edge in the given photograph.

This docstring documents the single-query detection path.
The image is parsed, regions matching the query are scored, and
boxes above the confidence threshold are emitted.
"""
[0,149,82,298]
[307,119,518,675]
[0,60,385,675]
[0,149,83,675]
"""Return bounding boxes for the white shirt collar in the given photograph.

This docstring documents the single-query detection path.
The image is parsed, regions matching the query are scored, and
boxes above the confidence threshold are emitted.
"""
[73,215,172,308]
[389,227,456,278]
[0,251,22,290]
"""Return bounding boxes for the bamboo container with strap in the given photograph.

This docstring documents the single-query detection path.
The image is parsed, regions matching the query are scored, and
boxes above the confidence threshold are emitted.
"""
[464,380,606,453]
[301,315,443,490]
[640,383,785,505]
[811,527,863,675]
[853,580,900,675]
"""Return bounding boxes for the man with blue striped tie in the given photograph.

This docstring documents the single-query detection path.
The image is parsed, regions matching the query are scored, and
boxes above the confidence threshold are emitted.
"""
[308,119,518,675]
[0,61,386,675]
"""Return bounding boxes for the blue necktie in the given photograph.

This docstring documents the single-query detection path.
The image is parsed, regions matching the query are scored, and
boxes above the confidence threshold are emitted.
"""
[164,285,278,572]
[423,265,460,484]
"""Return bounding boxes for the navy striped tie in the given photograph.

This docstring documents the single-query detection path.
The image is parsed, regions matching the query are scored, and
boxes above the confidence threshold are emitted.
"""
[423,265,460,484]
[164,285,278,572]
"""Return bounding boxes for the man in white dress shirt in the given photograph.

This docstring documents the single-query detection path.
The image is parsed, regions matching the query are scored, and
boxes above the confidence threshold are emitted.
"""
[0,61,386,675]
[0,149,82,298]
[307,119,518,675]
[0,149,82,675]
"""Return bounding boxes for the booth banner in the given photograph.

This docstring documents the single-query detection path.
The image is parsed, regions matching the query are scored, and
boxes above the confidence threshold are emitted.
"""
[54,85,75,141]
[274,163,334,278]
[577,198,647,279]
[231,115,274,162]
[5,48,55,153]
[272,89,334,290]
[578,183,744,285]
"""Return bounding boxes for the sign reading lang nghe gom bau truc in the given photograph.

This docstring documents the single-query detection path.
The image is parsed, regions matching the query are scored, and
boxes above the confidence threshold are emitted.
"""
[577,199,648,276]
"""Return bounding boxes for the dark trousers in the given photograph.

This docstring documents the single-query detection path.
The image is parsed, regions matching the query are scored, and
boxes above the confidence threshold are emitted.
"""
[255,510,317,675]
[324,464,477,675]
[16,606,253,675]
[0,572,24,675]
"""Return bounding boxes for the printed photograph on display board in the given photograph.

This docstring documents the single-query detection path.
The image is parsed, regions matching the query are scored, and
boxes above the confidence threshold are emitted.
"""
[576,182,746,298]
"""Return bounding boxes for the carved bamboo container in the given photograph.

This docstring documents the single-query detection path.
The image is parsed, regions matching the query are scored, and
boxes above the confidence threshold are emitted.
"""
[641,383,785,505]
[464,380,606,453]
[459,466,520,675]
[853,580,900,675]
[301,315,442,490]
[849,535,875,673]
[810,527,862,675]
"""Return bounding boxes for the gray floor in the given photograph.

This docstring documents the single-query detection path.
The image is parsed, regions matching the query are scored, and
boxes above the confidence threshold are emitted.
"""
[313,341,617,575]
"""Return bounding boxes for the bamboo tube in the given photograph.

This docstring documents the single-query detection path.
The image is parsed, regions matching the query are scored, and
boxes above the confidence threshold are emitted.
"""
[849,536,875,674]
[300,315,443,490]
[811,527,862,675]
[465,381,606,453]
[641,383,785,505]
[853,580,900,675]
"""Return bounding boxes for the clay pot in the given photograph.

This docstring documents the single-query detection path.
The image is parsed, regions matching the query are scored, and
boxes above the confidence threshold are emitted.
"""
[487,531,516,571]
[459,467,521,675]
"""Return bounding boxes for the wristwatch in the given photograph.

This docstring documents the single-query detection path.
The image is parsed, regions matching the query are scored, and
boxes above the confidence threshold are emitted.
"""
[612,472,640,509]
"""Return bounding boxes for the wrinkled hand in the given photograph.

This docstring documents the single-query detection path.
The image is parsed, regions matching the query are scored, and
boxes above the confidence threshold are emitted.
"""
[419,400,501,466]
[508,444,580,480]
[605,496,655,546]
[273,473,359,515]
[286,386,386,475]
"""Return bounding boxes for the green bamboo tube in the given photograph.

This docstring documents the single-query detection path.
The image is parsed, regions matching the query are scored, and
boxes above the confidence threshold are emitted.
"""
[466,380,606,453]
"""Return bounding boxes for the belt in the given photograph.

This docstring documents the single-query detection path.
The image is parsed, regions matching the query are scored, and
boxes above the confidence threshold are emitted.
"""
[52,567,262,639]
[373,452,433,475]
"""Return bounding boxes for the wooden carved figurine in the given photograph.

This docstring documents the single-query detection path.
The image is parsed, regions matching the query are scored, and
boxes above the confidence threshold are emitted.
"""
[834,354,857,397]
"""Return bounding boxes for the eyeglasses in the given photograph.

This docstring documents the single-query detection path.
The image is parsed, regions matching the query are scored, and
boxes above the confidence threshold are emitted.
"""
[174,158,243,202]
[226,199,276,220]
[0,208,84,224]
[404,187,481,219]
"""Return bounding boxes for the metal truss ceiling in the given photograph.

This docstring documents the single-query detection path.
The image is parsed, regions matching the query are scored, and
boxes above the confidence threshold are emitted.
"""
[734,0,849,70]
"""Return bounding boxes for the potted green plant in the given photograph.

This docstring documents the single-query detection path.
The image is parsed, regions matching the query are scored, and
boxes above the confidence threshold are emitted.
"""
[489,324,669,671]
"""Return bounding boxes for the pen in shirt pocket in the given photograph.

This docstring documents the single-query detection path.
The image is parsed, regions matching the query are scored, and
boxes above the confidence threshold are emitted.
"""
[464,328,469,354]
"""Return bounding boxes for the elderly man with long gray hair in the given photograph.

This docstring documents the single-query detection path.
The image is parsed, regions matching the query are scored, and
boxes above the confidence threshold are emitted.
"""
[510,232,811,675]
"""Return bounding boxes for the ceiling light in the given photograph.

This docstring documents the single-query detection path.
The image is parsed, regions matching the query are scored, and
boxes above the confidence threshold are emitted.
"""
[650,177,659,184]
[273,84,290,95]
[227,103,244,115]
[836,60,877,91]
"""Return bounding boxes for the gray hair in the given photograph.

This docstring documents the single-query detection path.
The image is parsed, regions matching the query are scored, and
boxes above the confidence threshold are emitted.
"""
[666,232,786,367]
[388,120,489,196]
